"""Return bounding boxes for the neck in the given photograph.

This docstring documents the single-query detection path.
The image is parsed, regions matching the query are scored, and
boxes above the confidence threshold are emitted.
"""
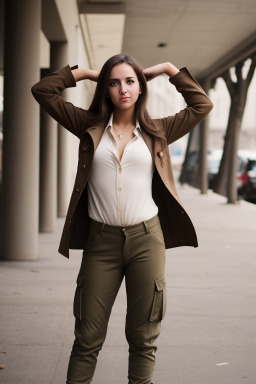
[112,108,136,128]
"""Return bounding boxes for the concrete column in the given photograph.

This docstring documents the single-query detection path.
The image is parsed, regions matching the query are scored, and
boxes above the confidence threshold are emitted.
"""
[198,79,210,194]
[1,0,41,260]
[50,43,70,217]
[39,69,57,232]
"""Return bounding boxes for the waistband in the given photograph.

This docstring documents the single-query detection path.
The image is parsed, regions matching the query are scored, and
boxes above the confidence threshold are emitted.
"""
[89,214,161,235]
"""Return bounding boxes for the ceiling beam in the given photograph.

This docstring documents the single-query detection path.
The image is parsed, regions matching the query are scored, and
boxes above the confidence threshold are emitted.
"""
[199,32,256,81]
[42,0,67,42]
[78,2,125,14]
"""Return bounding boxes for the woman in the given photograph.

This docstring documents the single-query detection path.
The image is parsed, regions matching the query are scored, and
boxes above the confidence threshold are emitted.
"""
[31,54,213,384]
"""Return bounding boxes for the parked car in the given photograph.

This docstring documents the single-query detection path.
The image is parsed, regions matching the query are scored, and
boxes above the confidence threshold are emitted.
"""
[207,149,222,189]
[179,149,223,187]
[237,150,256,203]
[180,149,256,203]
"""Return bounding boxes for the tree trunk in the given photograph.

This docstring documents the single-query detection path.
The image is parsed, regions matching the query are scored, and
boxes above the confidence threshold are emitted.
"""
[213,55,256,203]
[214,102,240,196]
[179,129,194,185]
[227,93,246,203]
[197,79,210,194]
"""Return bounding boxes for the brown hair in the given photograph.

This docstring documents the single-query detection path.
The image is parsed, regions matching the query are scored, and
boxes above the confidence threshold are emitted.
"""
[87,54,166,147]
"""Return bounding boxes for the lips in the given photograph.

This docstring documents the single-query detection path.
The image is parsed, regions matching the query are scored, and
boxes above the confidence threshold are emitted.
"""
[119,97,130,101]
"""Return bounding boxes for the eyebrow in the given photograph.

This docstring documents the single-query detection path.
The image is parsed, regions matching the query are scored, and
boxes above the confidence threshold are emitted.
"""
[108,77,135,81]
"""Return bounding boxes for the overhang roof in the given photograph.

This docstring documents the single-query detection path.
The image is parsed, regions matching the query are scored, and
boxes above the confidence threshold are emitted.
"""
[78,0,256,79]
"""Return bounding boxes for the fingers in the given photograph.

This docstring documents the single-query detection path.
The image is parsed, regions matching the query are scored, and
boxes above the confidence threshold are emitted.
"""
[143,73,155,82]
[143,63,165,81]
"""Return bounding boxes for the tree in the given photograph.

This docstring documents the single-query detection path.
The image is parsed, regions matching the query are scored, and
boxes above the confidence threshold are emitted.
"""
[213,53,256,203]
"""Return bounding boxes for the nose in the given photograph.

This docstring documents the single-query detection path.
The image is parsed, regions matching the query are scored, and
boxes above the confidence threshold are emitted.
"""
[120,82,127,94]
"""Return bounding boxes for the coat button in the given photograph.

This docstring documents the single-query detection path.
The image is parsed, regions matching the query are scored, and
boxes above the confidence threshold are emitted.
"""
[82,147,86,152]
[159,151,164,157]
[76,188,80,193]
[181,210,185,215]
[81,164,86,170]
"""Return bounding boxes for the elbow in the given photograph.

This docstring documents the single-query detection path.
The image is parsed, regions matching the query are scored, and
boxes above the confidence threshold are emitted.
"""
[31,84,41,102]
[31,84,37,98]
[202,100,214,116]
[207,100,214,112]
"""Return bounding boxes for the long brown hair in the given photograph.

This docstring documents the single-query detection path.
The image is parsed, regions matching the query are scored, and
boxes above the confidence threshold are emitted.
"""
[87,54,166,147]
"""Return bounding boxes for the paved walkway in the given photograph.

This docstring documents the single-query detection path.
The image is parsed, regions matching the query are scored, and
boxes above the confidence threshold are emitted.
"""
[1,184,256,384]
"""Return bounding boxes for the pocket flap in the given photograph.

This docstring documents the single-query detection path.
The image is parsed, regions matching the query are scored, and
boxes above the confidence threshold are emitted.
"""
[76,275,84,287]
[155,275,166,291]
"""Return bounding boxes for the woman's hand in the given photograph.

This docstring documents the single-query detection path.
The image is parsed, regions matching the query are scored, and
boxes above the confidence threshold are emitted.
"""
[143,62,180,82]
[71,67,100,82]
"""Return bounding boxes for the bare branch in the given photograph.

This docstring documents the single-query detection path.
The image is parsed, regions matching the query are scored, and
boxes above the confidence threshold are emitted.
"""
[235,60,244,83]
[210,77,217,90]
[221,68,235,95]
[246,52,256,88]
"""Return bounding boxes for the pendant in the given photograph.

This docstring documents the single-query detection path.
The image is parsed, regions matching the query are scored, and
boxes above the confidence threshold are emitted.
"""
[118,132,123,139]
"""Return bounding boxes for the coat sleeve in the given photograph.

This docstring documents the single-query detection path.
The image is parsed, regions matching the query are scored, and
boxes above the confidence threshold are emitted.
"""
[155,68,213,145]
[31,65,88,139]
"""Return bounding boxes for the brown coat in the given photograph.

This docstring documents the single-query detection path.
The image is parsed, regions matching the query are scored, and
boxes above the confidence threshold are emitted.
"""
[31,65,213,258]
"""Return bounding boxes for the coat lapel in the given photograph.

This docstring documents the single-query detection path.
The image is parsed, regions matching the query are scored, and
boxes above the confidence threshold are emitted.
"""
[86,123,105,152]
[87,123,155,159]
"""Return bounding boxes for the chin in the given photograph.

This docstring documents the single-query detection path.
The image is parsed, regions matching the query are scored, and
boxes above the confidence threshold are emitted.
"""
[118,102,135,109]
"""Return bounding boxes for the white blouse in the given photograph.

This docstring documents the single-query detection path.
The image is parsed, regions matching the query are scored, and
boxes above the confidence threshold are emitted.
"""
[87,114,158,226]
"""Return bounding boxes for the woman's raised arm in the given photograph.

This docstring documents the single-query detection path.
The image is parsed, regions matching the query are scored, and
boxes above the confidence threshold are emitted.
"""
[71,67,99,82]
[143,62,179,81]
[31,65,96,138]
[146,63,213,144]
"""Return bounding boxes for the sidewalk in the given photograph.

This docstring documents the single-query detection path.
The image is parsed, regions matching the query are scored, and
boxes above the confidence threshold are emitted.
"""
[1,184,256,384]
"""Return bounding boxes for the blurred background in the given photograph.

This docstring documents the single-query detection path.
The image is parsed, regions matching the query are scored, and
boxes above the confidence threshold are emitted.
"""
[0,0,256,261]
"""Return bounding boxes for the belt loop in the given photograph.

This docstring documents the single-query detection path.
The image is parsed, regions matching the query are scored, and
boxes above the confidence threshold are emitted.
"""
[100,223,105,234]
[143,220,150,234]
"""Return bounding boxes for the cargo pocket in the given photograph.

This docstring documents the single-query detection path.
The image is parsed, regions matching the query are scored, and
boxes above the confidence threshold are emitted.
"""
[73,275,84,320]
[150,275,167,322]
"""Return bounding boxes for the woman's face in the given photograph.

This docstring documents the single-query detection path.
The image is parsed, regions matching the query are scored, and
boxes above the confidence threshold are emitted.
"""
[107,63,141,112]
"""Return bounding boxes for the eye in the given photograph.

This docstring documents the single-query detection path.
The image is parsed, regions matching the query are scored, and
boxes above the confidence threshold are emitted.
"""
[109,81,118,87]
[127,79,134,84]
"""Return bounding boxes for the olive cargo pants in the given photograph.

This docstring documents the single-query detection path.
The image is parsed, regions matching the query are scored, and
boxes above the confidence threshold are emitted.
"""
[66,214,166,384]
